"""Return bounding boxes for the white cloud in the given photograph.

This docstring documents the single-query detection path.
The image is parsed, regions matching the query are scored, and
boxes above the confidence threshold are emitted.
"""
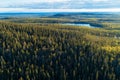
[0,0,120,9]
[0,0,69,7]
[92,0,108,2]
[21,0,68,3]
[0,8,120,12]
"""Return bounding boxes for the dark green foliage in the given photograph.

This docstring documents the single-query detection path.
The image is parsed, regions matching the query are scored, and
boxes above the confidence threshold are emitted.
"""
[0,20,120,80]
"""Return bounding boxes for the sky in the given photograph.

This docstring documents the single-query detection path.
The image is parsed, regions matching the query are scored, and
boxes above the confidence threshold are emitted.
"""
[0,0,120,12]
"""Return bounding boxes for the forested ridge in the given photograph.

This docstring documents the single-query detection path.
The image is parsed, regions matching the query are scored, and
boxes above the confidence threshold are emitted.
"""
[0,18,120,80]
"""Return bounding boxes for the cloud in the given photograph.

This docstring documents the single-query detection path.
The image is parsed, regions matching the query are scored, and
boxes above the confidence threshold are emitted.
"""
[0,0,120,12]
[37,0,68,3]
[0,8,120,13]
[7,0,120,9]
[92,0,108,2]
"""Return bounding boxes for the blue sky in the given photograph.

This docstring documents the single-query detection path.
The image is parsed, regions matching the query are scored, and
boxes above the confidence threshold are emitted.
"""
[0,0,120,12]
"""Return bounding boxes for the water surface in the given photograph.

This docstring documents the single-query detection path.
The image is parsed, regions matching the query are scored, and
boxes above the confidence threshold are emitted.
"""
[62,23,96,28]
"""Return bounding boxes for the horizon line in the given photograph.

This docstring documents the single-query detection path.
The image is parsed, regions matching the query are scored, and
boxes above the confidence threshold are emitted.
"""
[0,8,120,13]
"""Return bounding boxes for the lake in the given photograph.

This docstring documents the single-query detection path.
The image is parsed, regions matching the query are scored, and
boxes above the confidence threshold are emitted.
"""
[62,23,96,28]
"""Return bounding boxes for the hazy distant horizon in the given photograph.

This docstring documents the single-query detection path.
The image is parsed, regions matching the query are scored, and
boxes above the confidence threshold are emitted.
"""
[0,8,120,13]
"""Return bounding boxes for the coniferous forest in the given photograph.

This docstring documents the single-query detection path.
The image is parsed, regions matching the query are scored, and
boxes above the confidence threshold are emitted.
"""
[0,13,120,80]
